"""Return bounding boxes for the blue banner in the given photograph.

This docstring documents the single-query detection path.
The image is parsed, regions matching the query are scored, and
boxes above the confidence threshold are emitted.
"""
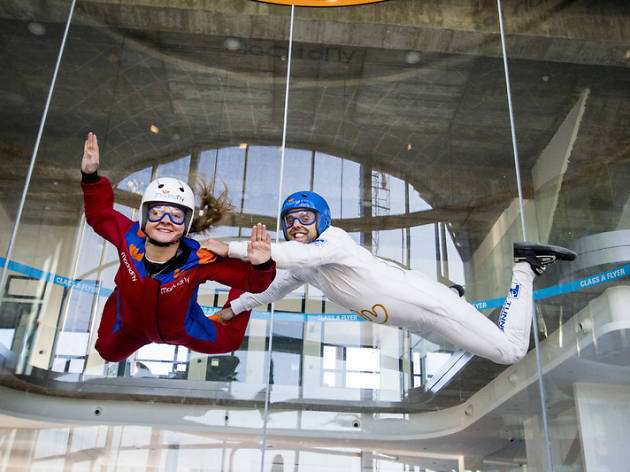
[2,257,629,322]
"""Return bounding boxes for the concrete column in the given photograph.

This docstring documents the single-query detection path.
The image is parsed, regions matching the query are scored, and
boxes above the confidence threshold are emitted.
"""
[574,382,630,472]
[246,318,269,385]
[187,356,207,380]
[302,320,322,396]
[523,414,547,472]
[532,89,589,244]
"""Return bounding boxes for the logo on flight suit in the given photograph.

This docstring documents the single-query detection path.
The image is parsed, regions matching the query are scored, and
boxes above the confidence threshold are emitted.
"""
[129,244,144,262]
[498,283,521,331]
[120,252,137,282]
[160,276,191,294]
[351,303,389,324]
[508,283,520,299]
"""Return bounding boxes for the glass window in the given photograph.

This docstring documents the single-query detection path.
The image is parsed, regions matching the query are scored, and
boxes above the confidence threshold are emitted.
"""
[117,167,153,195]
[282,148,312,196]
[214,146,246,212]
[313,152,342,218]
[242,146,281,216]
[156,155,191,182]
[409,224,437,279]
[408,185,432,212]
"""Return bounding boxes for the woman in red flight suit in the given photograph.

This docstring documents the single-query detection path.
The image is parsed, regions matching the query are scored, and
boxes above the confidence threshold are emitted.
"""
[81,132,275,362]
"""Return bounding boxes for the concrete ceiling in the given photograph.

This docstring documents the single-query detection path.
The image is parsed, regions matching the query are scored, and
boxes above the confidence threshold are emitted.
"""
[1,0,627,256]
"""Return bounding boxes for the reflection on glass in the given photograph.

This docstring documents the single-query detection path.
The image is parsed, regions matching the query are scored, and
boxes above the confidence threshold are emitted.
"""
[2,12,508,415]
[503,1,630,470]
[0,1,292,388]
[3,1,626,471]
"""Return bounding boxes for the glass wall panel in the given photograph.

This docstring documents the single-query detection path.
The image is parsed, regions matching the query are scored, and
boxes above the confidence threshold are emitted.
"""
[3,1,628,471]
[259,1,547,470]
[0,3,291,469]
[504,1,630,471]
[0,1,74,355]
[285,0,520,380]
[4,423,459,471]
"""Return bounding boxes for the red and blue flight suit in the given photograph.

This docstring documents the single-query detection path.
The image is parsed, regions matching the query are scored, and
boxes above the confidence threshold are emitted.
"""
[82,175,275,362]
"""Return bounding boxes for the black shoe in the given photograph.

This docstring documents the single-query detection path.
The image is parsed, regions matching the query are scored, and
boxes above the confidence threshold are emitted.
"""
[514,241,577,275]
[449,284,465,297]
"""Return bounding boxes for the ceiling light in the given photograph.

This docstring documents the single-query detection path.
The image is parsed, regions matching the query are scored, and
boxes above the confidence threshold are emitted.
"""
[407,144,412,151]
[224,38,241,51]
[405,51,421,64]
[239,143,247,149]
[27,22,46,36]
[150,125,159,134]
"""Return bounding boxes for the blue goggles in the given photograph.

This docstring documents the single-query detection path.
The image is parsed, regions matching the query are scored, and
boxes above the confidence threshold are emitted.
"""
[147,205,186,225]
[283,209,317,229]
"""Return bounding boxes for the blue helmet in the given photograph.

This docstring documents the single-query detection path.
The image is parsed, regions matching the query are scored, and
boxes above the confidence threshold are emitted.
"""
[281,191,331,241]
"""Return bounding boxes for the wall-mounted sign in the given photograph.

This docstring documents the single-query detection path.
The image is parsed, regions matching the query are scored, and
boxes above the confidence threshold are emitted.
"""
[254,0,389,6]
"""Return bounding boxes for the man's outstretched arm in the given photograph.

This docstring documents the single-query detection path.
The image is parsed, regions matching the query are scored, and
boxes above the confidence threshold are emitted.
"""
[216,270,304,321]
[226,225,347,269]
[202,224,271,265]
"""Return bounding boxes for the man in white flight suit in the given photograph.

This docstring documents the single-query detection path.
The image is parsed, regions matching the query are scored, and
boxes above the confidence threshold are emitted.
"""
[204,191,576,365]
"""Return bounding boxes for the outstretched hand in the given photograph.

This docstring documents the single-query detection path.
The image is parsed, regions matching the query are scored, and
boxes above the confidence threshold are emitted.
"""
[81,132,100,173]
[215,307,235,322]
[247,223,271,265]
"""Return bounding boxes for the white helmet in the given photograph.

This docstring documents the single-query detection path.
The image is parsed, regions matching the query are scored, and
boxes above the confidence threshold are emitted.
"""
[139,177,195,235]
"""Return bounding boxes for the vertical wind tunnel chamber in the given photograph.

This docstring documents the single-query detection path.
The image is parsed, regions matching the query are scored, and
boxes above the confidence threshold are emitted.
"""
[0,1,628,471]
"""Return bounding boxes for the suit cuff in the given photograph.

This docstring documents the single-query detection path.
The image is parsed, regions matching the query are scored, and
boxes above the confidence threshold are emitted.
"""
[81,170,100,184]
[229,298,247,315]
[252,258,274,271]
[227,241,248,261]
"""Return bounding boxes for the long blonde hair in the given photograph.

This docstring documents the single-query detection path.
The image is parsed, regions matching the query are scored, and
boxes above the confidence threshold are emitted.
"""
[189,177,234,234]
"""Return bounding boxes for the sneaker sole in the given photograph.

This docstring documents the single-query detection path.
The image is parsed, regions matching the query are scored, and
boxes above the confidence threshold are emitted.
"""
[513,241,577,261]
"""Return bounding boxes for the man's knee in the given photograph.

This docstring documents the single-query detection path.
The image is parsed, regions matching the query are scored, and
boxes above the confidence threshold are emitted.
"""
[497,345,528,365]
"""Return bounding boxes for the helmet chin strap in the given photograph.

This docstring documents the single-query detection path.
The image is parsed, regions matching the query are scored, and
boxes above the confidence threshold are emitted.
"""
[147,237,179,247]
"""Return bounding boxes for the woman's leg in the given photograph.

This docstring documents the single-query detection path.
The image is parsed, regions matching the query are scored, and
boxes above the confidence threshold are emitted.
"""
[182,288,252,355]
[95,292,149,362]
[95,331,149,363]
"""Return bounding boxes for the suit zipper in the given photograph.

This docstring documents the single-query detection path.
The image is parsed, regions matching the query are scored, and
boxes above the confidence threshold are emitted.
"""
[155,281,165,342]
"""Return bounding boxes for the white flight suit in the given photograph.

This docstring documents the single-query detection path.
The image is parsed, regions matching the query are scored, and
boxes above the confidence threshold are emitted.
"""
[228,226,535,365]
